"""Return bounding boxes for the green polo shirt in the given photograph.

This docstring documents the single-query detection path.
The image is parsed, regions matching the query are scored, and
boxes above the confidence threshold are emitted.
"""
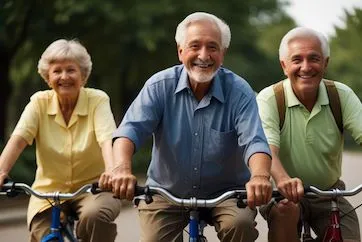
[257,79,362,189]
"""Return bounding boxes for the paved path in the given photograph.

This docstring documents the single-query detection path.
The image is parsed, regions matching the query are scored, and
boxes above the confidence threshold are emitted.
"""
[1,151,362,241]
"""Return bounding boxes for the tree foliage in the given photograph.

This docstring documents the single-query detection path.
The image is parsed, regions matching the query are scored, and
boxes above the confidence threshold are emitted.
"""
[328,8,362,99]
[2,0,295,139]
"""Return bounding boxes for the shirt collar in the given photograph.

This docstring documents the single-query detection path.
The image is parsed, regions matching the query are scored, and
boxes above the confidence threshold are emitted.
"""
[174,66,225,103]
[47,87,88,116]
[284,78,329,107]
[210,73,225,103]
[174,67,190,94]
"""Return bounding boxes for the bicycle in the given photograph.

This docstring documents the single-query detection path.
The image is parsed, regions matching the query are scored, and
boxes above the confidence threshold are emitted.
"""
[134,185,282,242]
[300,184,362,242]
[0,180,100,242]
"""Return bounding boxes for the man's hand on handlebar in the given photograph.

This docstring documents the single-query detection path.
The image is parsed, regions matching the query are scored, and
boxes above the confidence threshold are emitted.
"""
[0,171,9,187]
[276,177,304,203]
[111,166,137,200]
[245,175,272,209]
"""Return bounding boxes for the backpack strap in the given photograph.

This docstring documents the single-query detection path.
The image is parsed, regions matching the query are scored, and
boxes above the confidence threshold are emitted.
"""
[323,79,343,133]
[273,79,343,133]
[273,81,285,130]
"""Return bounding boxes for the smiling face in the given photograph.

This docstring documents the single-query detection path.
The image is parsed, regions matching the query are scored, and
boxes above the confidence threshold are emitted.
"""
[281,36,329,97]
[177,20,225,84]
[47,59,84,100]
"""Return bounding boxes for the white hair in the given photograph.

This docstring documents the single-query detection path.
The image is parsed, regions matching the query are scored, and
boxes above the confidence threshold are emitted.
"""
[279,27,330,61]
[175,12,231,49]
[38,39,92,84]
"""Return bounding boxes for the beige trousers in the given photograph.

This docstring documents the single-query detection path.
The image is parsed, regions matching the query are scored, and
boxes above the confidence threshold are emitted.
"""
[259,180,360,241]
[138,195,258,242]
[29,192,122,242]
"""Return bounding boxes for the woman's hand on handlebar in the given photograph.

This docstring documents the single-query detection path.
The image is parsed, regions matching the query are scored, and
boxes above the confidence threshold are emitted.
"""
[111,166,137,200]
[98,171,113,191]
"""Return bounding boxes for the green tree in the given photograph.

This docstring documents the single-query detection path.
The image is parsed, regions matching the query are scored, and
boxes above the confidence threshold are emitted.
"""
[0,0,36,139]
[252,11,296,90]
[328,8,362,99]
[3,0,294,138]
[2,0,298,182]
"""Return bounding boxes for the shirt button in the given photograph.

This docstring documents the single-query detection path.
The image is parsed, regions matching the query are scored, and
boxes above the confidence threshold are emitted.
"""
[194,167,198,171]
[194,132,198,136]
[193,185,197,189]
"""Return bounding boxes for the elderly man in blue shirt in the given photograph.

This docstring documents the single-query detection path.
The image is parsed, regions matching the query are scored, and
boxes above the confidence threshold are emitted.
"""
[112,12,272,242]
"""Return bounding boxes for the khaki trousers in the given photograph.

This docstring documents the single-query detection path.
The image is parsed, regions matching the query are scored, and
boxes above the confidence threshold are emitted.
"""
[138,195,258,242]
[259,180,360,241]
[29,192,122,242]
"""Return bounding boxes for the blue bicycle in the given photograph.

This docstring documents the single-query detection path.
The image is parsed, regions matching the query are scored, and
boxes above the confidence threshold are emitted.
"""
[134,185,272,242]
[0,180,100,242]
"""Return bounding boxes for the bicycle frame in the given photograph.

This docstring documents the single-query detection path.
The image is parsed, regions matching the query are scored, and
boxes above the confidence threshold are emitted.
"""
[322,199,342,242]
[41,200,64,242]
[302,184,362,242]
[1,181,99,242]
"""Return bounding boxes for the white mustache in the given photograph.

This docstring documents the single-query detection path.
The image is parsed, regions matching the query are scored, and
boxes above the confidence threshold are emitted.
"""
[194,60,213,66]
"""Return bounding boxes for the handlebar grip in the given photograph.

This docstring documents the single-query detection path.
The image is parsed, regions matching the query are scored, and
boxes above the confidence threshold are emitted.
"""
[134,185,153,204]
[91,182,102,194]
[271,190,285,203]
[134,185,147,196]
[271,190,282,197]
[237,199,247,208]
[1,179,19,197]
[304,186,312,193]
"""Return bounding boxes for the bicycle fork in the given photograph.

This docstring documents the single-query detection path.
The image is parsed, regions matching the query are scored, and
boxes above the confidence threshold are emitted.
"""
[189,210,207,242]
[41,204,64,242]
[302,199,342,242]
[322,200,342,242]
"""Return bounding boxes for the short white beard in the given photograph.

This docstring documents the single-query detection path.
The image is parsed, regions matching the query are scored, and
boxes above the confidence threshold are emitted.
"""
[186,68,218,83]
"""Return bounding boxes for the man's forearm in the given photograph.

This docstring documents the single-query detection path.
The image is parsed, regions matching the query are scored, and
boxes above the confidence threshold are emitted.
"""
[112,137,135,173]
[248,152,272,179]
[269,144,291,183]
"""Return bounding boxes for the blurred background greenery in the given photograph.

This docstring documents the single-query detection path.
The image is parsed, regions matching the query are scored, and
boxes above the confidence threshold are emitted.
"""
[1,0,361,184]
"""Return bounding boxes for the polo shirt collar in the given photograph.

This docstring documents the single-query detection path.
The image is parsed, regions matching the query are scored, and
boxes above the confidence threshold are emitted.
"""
[174,67,225,103]
[285,78,329,107]
[317,79,329,106]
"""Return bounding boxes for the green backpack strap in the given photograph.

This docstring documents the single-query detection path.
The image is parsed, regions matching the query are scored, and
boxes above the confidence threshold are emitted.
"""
[273,81,285,130]
[323,79,343,133]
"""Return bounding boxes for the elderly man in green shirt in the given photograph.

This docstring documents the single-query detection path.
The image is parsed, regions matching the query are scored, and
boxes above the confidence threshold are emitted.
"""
[256,27,362,242]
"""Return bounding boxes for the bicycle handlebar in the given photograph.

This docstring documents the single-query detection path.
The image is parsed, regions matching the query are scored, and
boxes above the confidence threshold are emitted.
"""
[134,184,362,208]
[134,185,282,208]
[305,184,362,198]
[0,181,101,200]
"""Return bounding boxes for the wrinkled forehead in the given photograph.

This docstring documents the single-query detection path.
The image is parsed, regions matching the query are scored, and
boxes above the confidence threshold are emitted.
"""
[184,20,222,44]
[287,36,323,56]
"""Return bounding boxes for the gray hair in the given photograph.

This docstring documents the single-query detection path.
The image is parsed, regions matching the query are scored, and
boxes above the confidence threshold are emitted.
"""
[38,39,92,84]
[279,27,330,61]
[175,12,231,49]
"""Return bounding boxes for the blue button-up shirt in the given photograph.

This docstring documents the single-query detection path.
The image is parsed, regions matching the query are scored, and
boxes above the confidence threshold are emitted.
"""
[113,65,270,198]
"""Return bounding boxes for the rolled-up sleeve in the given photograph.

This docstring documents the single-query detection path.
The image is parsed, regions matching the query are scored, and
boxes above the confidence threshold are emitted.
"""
[113,81,163,151]
[235,92,271,164]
